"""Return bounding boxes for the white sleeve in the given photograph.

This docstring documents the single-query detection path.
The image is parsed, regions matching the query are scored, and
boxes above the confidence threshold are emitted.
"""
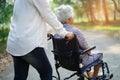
[32,0,71,37]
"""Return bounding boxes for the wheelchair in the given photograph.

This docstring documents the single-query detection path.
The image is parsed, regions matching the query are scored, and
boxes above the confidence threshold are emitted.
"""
[48,34,113,80]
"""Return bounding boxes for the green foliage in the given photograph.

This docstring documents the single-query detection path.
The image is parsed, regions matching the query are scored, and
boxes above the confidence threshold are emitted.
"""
[0,0,13,42]
[0,2,13,24]
[3,4,13,23]
[52,0,74,5]
[0,27,9,53]
[0,0,6,24]
[0,27,9,42]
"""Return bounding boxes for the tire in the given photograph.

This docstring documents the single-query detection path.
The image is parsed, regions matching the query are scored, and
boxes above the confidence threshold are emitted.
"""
[77,76,85,80]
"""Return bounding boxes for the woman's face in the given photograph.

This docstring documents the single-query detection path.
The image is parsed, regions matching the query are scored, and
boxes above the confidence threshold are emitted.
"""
[67,17,74,24]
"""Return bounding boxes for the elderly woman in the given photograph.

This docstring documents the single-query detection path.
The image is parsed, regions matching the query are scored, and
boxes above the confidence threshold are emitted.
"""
[54,5,103,80]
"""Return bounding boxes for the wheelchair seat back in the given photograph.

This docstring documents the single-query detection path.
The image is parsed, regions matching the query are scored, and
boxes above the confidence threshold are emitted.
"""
[52,36,81,71]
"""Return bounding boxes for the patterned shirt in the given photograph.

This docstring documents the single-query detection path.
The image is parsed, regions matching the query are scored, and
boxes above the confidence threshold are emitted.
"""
[54,24,88,50]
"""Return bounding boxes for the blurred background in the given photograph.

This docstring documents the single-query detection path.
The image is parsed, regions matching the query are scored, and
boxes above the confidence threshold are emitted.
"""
[0,0,120,78]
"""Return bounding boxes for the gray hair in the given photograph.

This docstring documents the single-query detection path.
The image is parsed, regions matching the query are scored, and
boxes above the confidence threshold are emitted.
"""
[54,5,74,24]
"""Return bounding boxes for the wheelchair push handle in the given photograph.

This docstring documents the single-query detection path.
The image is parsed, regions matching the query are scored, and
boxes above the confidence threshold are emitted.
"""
[48,33,75,41]
[47,33,53,40]
[82,46,96,54]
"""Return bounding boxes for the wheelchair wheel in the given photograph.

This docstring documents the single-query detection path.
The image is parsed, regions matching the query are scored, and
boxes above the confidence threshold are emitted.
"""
[97,73,113,80]
[77,76,85,80]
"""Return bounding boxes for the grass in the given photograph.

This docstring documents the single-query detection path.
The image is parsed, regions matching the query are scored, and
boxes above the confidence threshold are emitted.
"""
[74,22,120,30]
[73,22,120,40]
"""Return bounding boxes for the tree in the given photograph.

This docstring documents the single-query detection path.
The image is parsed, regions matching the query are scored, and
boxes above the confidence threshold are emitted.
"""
[112,0,120,12]
[52,0,73,5]
[52,0,119,24]
[112,0,120,21]
[0,0,6,42]
[102,0,109,23]
[87,0,96,23]
[0,0,14,42]
[0,0,14,24]
[72,0,88,22]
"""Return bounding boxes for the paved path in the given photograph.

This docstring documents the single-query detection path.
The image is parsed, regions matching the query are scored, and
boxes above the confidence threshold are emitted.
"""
[0,31,120,80]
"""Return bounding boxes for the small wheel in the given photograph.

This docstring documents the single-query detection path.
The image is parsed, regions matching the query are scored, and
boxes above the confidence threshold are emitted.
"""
[77,76,85,80]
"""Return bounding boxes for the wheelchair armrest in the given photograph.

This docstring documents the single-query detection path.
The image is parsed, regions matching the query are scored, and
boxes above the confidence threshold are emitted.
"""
[81,46,96,54]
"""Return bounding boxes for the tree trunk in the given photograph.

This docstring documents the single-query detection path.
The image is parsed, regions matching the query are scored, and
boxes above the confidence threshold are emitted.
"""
[102,0,109,23]
[112,0,120,13]
[86,12,90,22]
[88,0,96,23]
[114,10,117,21]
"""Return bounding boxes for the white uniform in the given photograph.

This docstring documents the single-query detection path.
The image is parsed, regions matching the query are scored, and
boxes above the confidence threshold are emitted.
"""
[6,0,71,56]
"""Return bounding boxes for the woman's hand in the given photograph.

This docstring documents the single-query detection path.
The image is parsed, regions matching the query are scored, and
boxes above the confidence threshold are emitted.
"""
[65,33,74,40]
[47,33,52,40]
